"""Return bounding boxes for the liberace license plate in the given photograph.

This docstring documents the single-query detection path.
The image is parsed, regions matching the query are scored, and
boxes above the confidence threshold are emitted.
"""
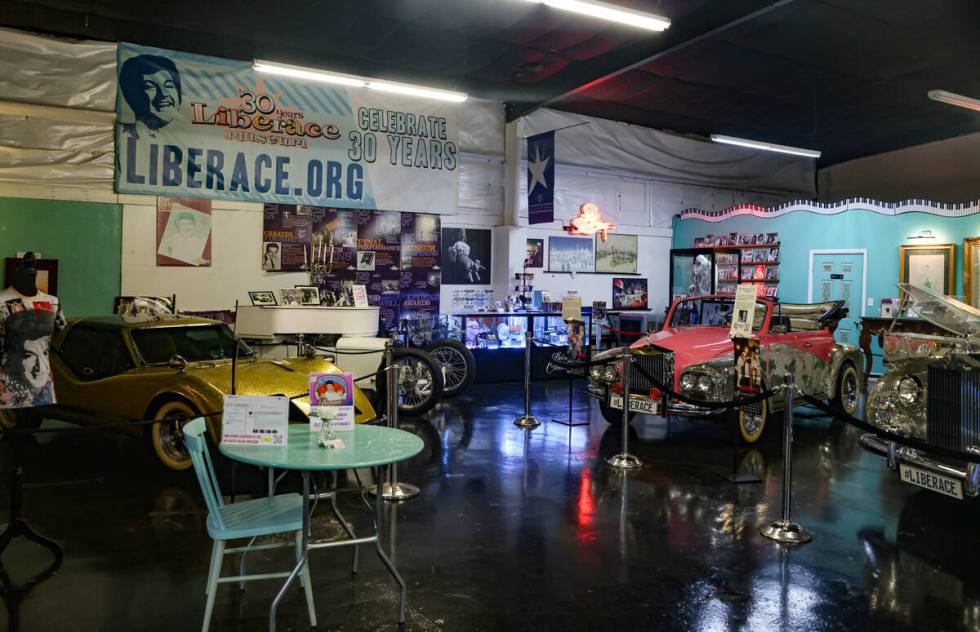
[610,395,659,415]
[900,464,963,499]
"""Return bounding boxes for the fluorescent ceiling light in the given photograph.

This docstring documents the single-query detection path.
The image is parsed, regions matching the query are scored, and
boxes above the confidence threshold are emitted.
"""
[254,61,468,103]
[253,61,366,87]
[522,0,670,31]
[367,81,468,103]
[710,134,821,159]
[928,89,980,112]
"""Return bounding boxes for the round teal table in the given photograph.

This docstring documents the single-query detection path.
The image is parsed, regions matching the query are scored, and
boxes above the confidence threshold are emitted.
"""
[220,424,423,631]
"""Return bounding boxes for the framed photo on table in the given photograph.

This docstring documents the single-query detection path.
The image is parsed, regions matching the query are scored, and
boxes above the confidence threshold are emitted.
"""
[248,290,277,306]
[899,243,955,296]
[965,237,980,308]
[294,285,321,306]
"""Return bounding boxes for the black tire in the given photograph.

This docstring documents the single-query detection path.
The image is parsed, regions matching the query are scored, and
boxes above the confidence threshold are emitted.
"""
[599,400,634,425]
[424,339,475,397]
[377,348,444,417]
[831,362,860,417]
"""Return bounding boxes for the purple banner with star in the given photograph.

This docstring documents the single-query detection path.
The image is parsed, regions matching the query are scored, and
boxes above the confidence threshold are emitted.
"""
[527,131,555,225]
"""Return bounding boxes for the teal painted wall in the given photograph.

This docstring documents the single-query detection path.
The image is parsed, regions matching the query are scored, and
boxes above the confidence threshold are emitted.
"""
[0,197,122,316]
[673,209,980,308]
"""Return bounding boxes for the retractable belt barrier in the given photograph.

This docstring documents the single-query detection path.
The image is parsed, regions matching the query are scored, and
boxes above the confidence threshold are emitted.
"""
[309,346,386,356]
[797,392,980,464]
[0,410,223,435]
[599,324,645,337]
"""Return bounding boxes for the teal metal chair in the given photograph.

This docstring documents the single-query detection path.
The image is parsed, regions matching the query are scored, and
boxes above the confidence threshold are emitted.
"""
[183,418,316,631]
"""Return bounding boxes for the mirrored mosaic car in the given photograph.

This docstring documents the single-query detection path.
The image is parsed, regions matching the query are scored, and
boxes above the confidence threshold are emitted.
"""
[861,284,980,499]
[588,295,862,442]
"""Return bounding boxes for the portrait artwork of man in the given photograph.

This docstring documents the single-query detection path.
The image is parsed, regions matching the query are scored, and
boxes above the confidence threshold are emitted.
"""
[119,54,182,140]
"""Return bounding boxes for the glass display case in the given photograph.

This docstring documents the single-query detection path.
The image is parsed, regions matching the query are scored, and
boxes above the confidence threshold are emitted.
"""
[440,311,592,383]
[669,247,742,301]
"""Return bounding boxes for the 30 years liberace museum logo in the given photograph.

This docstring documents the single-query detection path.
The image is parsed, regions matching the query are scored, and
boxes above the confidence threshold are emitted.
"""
[189,86,343,149]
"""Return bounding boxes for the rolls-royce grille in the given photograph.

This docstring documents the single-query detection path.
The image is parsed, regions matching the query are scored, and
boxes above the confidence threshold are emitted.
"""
[628,350,673,395]
[927,357,980,452]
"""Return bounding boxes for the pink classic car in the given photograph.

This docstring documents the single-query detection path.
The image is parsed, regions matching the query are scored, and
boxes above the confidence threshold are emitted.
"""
[587,295,863,442]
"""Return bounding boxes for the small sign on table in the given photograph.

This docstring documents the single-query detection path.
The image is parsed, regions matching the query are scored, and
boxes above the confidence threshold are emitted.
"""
[221,395,289,446]
[309,372,355,432]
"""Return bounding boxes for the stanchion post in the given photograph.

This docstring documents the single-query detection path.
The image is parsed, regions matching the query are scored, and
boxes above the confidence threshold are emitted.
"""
[514,329,540,429]
[607,349,642,469]
[370,339,420,501]
[761,373,811,544]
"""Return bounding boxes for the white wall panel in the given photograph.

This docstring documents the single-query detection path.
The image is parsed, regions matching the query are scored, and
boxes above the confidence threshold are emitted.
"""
[121,202,308,312]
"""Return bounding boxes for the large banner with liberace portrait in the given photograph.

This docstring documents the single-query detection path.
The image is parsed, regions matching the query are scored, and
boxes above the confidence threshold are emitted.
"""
[114,43,460,212]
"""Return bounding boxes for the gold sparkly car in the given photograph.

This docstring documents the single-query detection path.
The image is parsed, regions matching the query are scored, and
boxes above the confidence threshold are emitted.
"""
[4,315,376,470]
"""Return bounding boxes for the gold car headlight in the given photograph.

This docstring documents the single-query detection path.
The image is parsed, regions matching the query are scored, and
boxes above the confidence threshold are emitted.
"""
[897,376,921,404]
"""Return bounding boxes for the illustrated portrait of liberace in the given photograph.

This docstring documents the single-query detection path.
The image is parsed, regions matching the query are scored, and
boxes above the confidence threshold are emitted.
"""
[119,54,182,139]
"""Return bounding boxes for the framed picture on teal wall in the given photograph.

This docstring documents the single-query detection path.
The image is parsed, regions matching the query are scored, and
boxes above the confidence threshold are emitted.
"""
[899,243,954,296]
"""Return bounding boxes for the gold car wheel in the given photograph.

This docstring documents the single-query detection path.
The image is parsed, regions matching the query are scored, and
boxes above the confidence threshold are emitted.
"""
[834,364,860,416]
[150,400,195,471]
[739,398,767,443]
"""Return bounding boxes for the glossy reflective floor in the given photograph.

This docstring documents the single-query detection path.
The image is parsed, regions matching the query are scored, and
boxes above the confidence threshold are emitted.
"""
[2,382,979,631]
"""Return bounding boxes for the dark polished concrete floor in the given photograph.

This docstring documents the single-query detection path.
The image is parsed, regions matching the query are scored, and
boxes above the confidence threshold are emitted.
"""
[2,381,980,631]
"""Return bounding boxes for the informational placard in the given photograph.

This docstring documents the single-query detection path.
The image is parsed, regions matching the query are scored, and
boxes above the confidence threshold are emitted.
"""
[562,294,582,322]
[734,338,763,394]
[592,300,607,322]
[309,372,355,432]
[357,210,402,330]
[730,284,758,339]
[399,212,441,323]
[352,285,369,307]
[115,42,459,212]
[221,395,288,446]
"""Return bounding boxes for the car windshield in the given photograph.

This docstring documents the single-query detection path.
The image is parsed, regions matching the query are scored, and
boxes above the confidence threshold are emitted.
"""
[899,283,980,337]
[668,297,768,332]
[131,324,254,364]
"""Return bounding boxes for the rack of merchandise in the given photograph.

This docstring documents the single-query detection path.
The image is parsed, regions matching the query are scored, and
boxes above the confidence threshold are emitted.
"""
[734,243,780,298]
[668,247,743,300]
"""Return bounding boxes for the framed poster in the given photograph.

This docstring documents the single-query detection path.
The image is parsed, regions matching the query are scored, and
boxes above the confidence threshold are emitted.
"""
[965,237,980,308]
[525,239,544,268]
[548,236,594,272]
[441,227,491,284]
[594,233,638,274]
[899,243,954,296]
[156,197,212,266]
[612,277,648,310]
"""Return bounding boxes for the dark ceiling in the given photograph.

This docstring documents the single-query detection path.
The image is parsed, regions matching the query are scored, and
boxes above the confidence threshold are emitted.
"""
[3,0,980,165]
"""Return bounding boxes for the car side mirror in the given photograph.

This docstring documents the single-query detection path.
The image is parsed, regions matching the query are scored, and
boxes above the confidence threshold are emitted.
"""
[168,354,188,372]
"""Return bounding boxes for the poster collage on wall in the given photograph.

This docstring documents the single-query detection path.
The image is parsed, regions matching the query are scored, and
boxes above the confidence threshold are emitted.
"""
[262,205,449,329]
[523,233,646,310]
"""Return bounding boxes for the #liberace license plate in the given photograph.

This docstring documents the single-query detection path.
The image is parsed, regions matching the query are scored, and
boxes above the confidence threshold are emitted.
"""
[900,464,963,499]
[610,395,659,415]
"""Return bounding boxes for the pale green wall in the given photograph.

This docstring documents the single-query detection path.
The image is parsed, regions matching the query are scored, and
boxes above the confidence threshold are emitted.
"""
[0,197,122,316]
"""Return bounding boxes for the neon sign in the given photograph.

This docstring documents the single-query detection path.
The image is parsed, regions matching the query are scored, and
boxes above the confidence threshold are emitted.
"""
[567,203,616,241]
